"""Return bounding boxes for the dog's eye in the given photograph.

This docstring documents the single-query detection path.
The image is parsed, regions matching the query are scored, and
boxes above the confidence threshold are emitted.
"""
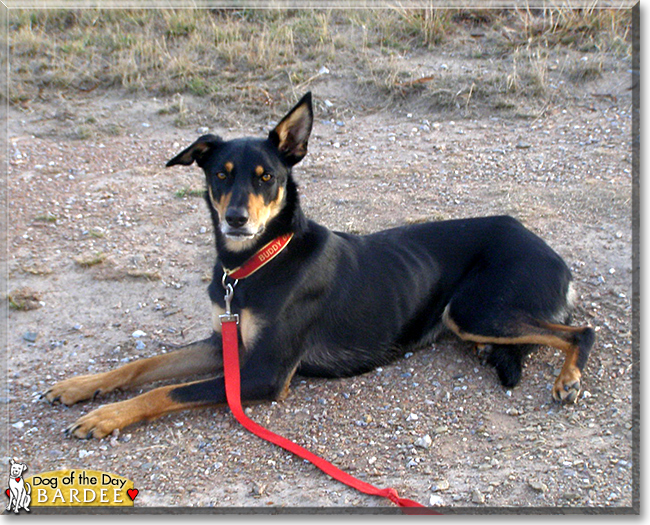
[260,173,274,183]
[216,172,227,180]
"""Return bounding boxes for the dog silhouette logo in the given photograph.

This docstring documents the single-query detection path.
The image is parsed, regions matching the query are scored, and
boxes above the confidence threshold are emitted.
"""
[5,459,31,514]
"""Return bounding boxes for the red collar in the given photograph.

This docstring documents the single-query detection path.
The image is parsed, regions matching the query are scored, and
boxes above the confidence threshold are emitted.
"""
[223,233,294,280]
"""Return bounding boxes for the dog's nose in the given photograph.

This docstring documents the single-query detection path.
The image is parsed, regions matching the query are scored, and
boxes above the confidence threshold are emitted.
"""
[225,207,249,228]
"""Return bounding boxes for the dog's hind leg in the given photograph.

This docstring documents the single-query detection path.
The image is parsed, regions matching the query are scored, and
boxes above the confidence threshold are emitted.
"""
[443,306,595,403]
[483,343,536,388]
[43,333,222,406]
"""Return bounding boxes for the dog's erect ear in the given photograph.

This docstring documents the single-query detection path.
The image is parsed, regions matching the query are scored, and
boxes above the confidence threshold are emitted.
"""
[269,92,313,166]
[166,134,222,167]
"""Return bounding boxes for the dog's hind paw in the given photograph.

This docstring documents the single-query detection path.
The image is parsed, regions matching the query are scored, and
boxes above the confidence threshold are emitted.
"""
[552,371,581,404]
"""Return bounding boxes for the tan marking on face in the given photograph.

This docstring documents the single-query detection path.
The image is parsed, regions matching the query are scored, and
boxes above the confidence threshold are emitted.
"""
[246,186,285,232]
[212,305,265,350]
[255,165,264,176]
[224,235,259,253]
[208,185,231,222]
[224,161,234,173]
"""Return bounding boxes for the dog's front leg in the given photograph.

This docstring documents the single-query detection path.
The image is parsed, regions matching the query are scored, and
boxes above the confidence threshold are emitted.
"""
[65,344,299,439]
[43,334,222,406]
[9,490,19,513]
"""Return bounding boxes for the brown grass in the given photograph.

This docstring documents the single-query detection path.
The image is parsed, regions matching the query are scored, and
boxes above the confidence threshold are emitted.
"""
[8,7,632,116]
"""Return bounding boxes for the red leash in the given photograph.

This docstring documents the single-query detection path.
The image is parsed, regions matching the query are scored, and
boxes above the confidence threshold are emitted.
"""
[218,237,434,510]
[221,318,430,510]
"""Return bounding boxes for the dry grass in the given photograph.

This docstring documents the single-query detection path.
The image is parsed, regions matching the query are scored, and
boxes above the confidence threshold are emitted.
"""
[8,7,632,116]
[7,287,43,311]
[73,252,108,268]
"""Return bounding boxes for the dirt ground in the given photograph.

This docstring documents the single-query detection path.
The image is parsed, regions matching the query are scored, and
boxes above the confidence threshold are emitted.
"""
[4,41,636,513]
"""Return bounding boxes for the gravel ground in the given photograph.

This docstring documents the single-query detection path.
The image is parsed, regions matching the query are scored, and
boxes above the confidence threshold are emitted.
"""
[4,54,636,512]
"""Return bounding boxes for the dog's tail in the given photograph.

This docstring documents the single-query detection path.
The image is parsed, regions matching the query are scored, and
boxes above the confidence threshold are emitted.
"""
[25,482,31,495]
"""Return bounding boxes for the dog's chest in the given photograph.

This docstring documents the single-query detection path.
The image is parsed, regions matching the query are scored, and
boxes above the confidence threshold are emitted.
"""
[9,478,23,488]
[211,304,265,350]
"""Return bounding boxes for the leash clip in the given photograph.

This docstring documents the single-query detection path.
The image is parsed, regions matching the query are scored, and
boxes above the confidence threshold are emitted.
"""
[220,272,240,325]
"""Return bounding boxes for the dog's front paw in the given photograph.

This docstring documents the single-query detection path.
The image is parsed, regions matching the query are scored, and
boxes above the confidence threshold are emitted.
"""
[42,374,108,406]
[65,402,132,439]
[552,368,581,404]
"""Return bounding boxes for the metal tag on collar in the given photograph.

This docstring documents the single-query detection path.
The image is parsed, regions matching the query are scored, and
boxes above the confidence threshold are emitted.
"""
[220,272,240,324]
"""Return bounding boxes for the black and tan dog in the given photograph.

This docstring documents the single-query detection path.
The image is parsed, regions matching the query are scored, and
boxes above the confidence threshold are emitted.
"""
[44,92,594,439]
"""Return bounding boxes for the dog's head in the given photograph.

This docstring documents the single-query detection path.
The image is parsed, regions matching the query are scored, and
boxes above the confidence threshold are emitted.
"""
[9,460,27,478]
[167,92,313,252]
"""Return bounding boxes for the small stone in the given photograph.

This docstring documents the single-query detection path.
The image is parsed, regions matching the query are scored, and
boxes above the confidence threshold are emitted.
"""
[431,479,450,492]
[22,332,38,343]
[250,481,266,498]
[132,330,147,338]
[529,480,547,493]
[414,434,433,449]
[429,494,444,506]
[516,141,532,149]
[406,413,419,421]
[471,488,485,504]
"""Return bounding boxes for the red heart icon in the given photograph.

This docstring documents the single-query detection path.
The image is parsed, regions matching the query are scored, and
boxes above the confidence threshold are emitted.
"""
[5,489,9,497]
[127,488,139,501]
[15,478,20,482]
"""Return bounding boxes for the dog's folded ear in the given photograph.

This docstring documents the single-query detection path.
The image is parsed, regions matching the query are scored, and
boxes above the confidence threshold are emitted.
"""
[166,134,223,167]
[269,92,314,166]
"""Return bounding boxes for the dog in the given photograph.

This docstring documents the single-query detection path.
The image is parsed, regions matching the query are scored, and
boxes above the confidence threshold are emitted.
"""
[44,92,595,439]
[6,460,31,513]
